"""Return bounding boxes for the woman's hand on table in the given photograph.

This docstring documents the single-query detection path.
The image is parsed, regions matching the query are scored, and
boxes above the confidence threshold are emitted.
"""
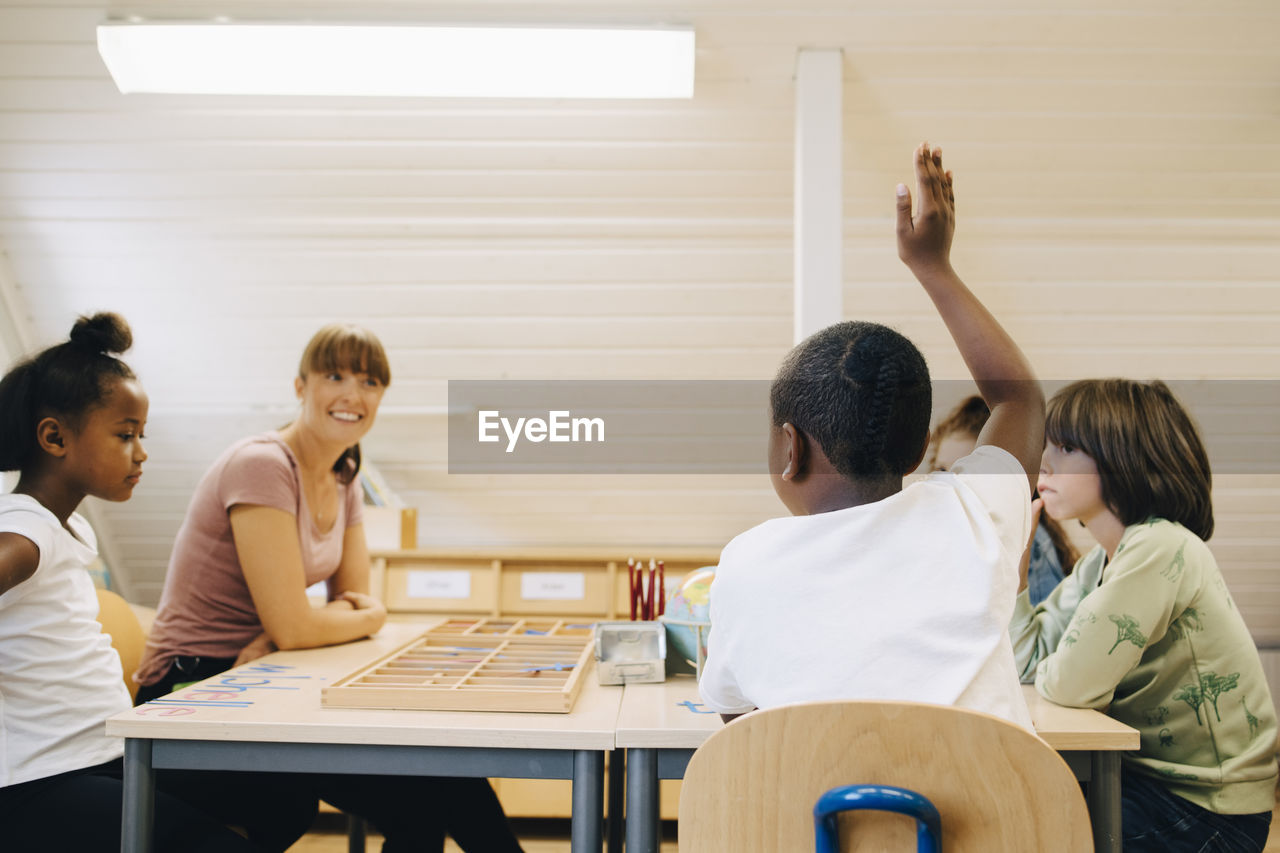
[339,590,388,633]
[339,590,384,613]
[234,632,278,666]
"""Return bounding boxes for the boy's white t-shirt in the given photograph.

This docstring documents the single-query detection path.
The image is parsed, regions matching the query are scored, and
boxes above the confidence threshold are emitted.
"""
[0,494,130,787]
[699,445,1034,730]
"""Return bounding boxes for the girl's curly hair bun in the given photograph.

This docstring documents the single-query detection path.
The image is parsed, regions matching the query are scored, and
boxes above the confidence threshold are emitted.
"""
[68,312,132,356]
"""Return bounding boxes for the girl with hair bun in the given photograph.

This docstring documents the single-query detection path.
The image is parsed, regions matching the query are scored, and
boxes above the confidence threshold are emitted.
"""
[0,313,252,852]
[700,145,1045,731]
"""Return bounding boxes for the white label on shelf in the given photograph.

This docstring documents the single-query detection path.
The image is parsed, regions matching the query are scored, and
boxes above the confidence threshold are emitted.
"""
[406,570,472,600]
[520,572,586,600]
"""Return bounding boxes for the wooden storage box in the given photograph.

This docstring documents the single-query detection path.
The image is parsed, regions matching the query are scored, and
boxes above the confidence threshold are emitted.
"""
[323,618,595,713]
[380,557,499,615]
[373,547,718,619]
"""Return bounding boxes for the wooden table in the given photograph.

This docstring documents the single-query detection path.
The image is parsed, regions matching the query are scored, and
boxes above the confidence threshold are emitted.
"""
[615,678,1139,853]
[106,621,623,853]
[1020,682,1141,853]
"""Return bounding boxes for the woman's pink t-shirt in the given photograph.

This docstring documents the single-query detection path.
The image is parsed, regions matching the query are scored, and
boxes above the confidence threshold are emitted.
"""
[135,433,363,686]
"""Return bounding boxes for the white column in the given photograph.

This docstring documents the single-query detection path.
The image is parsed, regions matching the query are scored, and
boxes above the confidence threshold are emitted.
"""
[793,48,844,344]
[0,257,28,495]
[0,253,32,363]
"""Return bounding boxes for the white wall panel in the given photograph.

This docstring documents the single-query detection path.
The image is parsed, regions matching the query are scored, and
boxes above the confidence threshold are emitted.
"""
[0,0,1275,653]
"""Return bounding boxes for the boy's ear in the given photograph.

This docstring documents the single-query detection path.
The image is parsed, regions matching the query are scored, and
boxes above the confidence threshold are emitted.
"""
[779,422,806,481]
[294,375,305,399]
[35,417,69,457]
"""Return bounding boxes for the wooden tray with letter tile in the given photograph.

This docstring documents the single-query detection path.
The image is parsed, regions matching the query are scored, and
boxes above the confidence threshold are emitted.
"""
[321,617,596,713]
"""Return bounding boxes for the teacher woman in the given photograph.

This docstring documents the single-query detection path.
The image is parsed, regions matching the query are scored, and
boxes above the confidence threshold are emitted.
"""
[136,324,523,853]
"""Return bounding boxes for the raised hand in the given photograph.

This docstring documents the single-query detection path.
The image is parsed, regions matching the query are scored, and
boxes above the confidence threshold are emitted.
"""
[896,142,955,277]
[894,142,1044,488]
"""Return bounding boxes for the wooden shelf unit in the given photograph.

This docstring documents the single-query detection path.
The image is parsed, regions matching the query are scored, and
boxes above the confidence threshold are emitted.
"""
[370,546,719,618]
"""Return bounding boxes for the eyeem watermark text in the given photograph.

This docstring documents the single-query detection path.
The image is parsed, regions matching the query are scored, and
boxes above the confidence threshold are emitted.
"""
[478,410,605,453]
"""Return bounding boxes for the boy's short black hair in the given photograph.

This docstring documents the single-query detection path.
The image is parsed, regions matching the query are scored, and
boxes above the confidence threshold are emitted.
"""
[770,321,931,480]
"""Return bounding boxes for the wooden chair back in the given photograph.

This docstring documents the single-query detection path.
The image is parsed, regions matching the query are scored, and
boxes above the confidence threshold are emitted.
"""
[678,700,1092,853]
[95,588,146,702]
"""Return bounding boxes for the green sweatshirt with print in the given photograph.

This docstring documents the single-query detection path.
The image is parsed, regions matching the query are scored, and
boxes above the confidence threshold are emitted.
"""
[1010,518,1278,814]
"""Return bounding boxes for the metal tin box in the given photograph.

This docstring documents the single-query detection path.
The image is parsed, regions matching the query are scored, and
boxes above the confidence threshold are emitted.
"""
[593,621,666,685]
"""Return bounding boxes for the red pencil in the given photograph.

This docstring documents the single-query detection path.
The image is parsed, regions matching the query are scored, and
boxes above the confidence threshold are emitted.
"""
[635,559,643,620]
[647,559,656,620]
[637,559,648,622]
[657,560,665,616]
[639,559,649,621]
[628,557,638,621]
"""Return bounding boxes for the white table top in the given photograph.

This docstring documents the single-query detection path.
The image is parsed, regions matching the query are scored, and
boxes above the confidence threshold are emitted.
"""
[615,678,1139,752]
[107,621,623,751]
[109,625,1138,756]
[616,675,720,749]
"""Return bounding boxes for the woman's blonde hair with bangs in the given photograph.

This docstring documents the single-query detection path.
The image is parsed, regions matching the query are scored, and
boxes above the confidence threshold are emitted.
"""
[298,324,391,388]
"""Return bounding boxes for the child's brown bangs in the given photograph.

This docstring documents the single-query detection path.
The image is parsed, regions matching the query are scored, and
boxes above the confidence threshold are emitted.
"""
[1044,384,1090,452]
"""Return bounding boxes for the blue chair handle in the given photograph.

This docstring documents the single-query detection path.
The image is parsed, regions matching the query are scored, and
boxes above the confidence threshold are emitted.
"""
[813,785,942,853]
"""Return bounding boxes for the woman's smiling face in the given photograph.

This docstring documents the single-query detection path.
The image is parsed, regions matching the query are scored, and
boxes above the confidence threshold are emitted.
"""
[295,367,385,445]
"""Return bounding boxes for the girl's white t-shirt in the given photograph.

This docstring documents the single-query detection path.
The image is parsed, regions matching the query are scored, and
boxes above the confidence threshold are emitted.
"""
[0,494,130,787]
[700,445,1034,730]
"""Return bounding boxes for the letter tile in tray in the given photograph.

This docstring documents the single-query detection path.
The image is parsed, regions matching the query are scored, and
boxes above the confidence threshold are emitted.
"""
[322,617,597,713]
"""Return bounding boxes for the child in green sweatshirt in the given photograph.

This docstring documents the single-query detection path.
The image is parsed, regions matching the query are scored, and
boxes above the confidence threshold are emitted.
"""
[1011,378,1277,852]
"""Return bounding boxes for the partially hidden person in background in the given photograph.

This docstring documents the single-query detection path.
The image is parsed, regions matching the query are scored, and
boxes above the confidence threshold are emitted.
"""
[928,393,1078,605]
[698,144,1043,730]
[135,323,524,853]
[1010,378,1277,852]
[0,313,254,852]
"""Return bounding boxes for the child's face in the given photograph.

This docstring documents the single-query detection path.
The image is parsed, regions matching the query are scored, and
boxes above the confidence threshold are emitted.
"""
[64,378,149,503]
[1038,442,1106,524]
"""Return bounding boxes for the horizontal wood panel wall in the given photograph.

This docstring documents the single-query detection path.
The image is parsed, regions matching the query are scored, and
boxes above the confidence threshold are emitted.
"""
[0,1,1277,645]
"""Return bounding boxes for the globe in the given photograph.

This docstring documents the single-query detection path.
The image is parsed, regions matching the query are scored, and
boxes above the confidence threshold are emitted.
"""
[660,567,715,671]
